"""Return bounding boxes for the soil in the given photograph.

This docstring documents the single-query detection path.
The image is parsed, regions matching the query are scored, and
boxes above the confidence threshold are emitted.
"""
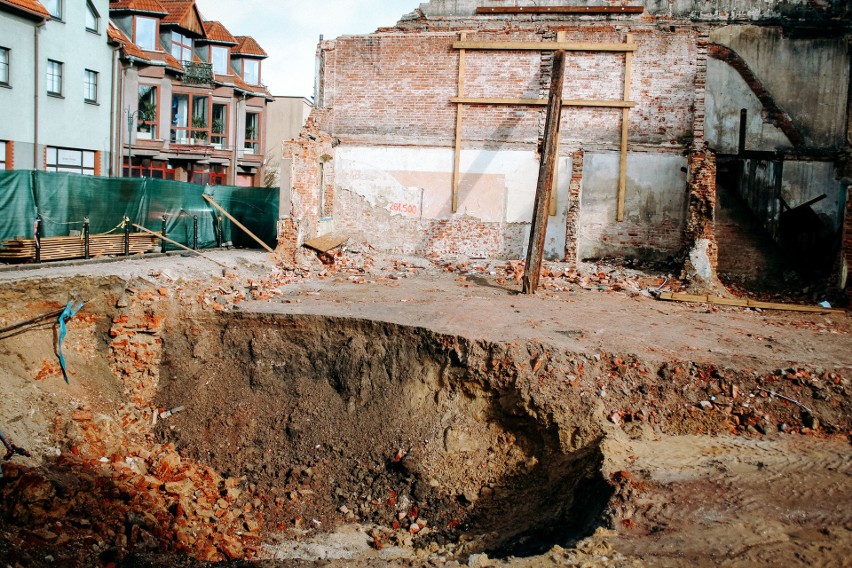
[0,249,849,567]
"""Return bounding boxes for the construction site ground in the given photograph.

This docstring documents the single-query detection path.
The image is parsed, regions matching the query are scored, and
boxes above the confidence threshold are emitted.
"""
[0,248,849,567]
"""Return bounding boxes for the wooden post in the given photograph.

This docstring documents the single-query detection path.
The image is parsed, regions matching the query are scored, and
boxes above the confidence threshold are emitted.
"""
[452,33,467,213]
[616,34,633,222]
[550,31,567,217]
[202,193,275,253]
[523,50,566,295]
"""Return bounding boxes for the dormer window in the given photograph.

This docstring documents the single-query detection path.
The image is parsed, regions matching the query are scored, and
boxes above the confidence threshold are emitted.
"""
[43,0,61,19]
[85,1,99,33]
[211,46,229,75]
[243,59,259,85]
[171,32,193,63]
[135,17,157,51]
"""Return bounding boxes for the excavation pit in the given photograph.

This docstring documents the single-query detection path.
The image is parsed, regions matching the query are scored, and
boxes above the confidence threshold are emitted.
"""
[0,260,849,566]
[155,313,614,559]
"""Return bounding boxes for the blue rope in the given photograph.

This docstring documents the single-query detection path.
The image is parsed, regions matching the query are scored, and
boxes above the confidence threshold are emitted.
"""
[57,301,85,384]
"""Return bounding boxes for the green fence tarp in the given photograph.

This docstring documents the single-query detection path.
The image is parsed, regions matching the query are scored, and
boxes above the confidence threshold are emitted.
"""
[0,171,279,252]
[0,171,38,241]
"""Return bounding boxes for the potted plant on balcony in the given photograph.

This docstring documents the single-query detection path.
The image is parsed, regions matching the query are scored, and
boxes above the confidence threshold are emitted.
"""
[191,116,208,145]
[137,101,157,139]
[211,117,226,149]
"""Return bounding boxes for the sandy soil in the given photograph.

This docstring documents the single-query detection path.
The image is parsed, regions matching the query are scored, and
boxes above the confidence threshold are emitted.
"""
[0,249,848,567]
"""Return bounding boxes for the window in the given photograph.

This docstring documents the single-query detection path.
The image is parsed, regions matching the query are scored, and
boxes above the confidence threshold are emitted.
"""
[211,103,228,148]
[171,93,209,144]
[46,147,96,175]
[47,60,62,96]
[43,0,61,19]
[84,70,97,103]
[171,31,192,63]
[0,141,6,170]
[243,59,259,85]
[0,47,8,86]
[211,46,229,75]
[124,159,175,180]
[244,112,260,153]
[135,17,157,51]
[190,165,226,185]
[85,1,99,33]
[137,85,158,139]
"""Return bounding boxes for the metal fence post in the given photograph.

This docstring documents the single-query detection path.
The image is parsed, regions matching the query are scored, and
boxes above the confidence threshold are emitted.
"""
[34,215,41,263]
[161,215,168,254]
[123,216,130,256]
[193,215,199,250]
[83,217,90,259]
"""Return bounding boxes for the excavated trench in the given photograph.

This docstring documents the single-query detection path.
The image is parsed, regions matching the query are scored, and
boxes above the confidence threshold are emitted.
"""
[155,313,614,558]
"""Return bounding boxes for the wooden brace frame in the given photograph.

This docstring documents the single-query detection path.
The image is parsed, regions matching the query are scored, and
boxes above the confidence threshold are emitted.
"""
[450,33,635,221]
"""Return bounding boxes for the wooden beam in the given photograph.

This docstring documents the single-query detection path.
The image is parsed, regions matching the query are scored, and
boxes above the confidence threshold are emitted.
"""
[131,223,232,269]
[202,194,275,253]
[453,41,637,52]
[523,50,566,295]
[616,34,633,222]
[452,32,467,213]
[476,6,644,15]
[657,292,846,315]
[450,97,635,108]
[550,31,567,218]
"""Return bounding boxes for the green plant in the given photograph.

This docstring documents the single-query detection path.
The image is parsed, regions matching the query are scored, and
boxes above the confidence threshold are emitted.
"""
[212,117,225,134]
[191,115,208,140]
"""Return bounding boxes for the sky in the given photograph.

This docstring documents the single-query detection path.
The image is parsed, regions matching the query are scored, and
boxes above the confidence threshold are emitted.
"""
[198,0,420,98]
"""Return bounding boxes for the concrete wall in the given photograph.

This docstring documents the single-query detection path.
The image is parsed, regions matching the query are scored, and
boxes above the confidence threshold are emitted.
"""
[39,0,114,168]
[706,26,850,153]
[0,11,39,168]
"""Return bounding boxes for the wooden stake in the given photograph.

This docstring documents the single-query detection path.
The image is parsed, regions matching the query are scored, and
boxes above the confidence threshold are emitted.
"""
[452,32,467,213]
[523,50,566,295]
[617,34,633,222]
[550,32,567,217]
[131,223,232,269]
[202,194,275,253]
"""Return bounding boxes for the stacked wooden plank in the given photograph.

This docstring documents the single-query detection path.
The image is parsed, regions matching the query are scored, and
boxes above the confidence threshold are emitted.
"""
[0,234,160,262]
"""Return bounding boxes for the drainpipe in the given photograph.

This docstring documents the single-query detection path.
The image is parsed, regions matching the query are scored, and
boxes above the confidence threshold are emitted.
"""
[33,20,45,170]
[109,46,121,176]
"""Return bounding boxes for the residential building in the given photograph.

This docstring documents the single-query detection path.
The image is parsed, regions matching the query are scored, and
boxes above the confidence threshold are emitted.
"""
[0,0,114,174]
[108,0,271,186]
[264,95,311,187]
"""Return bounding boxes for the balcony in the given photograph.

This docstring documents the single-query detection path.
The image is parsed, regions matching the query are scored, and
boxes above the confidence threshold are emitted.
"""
[182,61,213,85]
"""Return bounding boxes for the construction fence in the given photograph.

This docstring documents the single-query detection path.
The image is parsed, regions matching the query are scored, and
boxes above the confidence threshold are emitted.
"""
[0,171,279,259]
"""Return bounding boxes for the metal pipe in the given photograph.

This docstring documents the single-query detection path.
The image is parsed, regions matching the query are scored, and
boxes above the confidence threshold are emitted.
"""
[33,22,45,170]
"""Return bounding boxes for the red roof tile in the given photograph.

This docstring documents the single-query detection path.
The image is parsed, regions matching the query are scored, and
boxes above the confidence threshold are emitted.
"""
[109,0,167,15]
[159,0,192,24]
[202,20,237,45]
[233,36,267,58]
[108,22,152,62]
[0,0,50,19]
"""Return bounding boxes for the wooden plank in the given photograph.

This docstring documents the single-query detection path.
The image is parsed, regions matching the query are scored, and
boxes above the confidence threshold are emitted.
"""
[476,6,644,15]
[658,292,845,315]
[453,41,637,52]
[132,223,233,269]
[202,194,275,253]
[452,32,467,214]
[617,34,633,222]
[303,233,349,254]
[450,97,634,108]
[523,50,566,295]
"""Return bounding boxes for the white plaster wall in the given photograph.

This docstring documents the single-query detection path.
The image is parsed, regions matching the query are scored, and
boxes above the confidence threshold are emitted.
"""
[334,145,569,258]
[0,12,38,167]
[39,0,113,157]
[781,161,845,231]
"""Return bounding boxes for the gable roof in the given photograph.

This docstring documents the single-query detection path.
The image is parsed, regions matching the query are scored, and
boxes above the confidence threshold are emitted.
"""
[159,0,204,34]
[109,0,168,16]
[202,20,237,45]
[233,36,267,58]
[0,0,50,20]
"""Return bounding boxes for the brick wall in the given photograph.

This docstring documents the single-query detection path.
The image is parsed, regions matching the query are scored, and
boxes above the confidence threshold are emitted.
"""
[289,15,710,262]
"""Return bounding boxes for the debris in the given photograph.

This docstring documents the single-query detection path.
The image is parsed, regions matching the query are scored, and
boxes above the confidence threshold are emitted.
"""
[0,430,31,460]
[57,300,86,384]
[756,387,813,414]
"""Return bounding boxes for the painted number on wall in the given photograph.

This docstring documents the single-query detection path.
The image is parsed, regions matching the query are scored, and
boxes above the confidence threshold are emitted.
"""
[389,202,418,215]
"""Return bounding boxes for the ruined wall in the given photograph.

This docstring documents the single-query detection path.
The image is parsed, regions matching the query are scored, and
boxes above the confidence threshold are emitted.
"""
[286,0,849,271]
